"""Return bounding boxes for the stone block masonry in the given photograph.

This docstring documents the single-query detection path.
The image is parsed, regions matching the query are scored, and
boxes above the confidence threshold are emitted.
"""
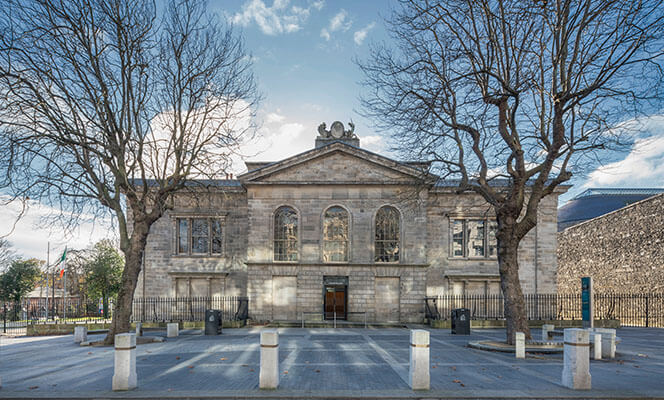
[409,329,430,390]
[74,326,87,343]
[167,323,178,338]
[562,328,591,390]
[515,332,525,358]
[259,329,279,389]
[112,333,137,391]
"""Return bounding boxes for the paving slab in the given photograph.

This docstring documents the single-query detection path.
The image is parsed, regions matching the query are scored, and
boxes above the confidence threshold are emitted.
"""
[1,327,664,399]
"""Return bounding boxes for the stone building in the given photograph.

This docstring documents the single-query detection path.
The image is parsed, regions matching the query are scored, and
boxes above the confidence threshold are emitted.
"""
[558,192,664,293]
[135,122,565,323]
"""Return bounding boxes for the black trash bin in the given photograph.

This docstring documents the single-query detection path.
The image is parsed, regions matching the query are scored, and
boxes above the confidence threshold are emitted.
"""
[205,309,222,335]
[451,308,470,335]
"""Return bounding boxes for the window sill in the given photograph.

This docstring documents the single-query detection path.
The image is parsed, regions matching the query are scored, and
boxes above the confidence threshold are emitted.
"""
[172,254,225,258]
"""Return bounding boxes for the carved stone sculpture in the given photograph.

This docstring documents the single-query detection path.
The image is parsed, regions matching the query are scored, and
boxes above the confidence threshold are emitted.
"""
[317,121,357,139]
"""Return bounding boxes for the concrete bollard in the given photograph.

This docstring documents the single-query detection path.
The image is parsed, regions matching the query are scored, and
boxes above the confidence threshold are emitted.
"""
[259,329,279,389]
[112,333,137,391]
[409,329,430,390]
[74,326,88,343]
[562,328,591,390]
[589,332,602,360]
[515,332,525,359]
[593,328,616,359]
[167,323,179,338]
[542,324,555,341]
[135,322,142,337]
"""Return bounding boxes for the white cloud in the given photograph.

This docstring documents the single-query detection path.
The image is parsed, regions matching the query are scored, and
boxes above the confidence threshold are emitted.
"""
[320,9,352,41]
[229,112,316,173]
[0,196,113,261]
[584,135,664,188]
[266,112,286,123]
[360,135,385,153]
[233,0,323,35]
[353,22,375,45]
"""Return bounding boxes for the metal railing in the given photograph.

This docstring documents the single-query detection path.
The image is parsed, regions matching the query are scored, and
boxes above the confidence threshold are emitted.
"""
[130,296,249,323]
[425,293,664,328]
[300,311,368,328]
[2,296,249,336]
[2,298,110,336]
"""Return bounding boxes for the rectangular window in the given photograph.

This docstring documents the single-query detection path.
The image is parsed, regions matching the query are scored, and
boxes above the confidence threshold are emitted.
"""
[450,218,496,259]
[191,218,209,254]
[211,219,223,254]
[487,221,498,257]
[451,220,464,257]
[467,220,485,257]
[178,218,189,254]
[176,217,223,256]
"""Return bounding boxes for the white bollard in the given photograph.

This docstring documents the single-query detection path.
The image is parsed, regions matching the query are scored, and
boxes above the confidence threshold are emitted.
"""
[259,329,279,389]
[589,332,602,360]
[135,322,142,337]
[562,328,591,390]
[112,333,137,391]
[515,332,525,359]
[167,323,179,338]
[409,329,430,390]
[74,326,88,343]
[542,324,555,341]
[593,328,616,359]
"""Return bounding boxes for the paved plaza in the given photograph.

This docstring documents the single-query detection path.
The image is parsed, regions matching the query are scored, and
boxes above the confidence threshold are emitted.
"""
[1,327,663,399]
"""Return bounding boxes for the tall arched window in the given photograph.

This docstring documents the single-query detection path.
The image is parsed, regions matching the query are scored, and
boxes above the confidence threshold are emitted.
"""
[375,206,400,262]
[323,206,349,262]
[274,206,298,261]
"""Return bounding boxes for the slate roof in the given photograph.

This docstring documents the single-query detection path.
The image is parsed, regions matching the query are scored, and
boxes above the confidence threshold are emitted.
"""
[557,188,664,231]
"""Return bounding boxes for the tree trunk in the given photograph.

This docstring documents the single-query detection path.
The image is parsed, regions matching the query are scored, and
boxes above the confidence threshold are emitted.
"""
[497,233,531,344]
[102,292,108,320]
[103,222,149,345]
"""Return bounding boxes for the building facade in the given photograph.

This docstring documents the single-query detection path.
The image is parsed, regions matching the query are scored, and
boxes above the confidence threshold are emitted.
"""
[135,122,564,323]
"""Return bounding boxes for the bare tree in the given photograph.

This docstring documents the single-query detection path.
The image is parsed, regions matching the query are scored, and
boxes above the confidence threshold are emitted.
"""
[0,0,259,343]
[359,0,664,342]
[0,239,17,272]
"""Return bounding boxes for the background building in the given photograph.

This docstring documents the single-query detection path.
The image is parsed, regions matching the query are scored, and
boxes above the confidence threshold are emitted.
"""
[558,193,664,293]
[557,188,664,231]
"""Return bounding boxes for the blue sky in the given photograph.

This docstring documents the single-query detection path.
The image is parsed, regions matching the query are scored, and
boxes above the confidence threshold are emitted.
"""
[3,0,664,260]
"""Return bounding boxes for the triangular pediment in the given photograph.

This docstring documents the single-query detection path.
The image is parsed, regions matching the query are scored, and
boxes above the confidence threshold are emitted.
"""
[239,142,434,185]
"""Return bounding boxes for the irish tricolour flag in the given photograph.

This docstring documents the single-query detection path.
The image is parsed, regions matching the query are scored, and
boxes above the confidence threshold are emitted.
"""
[55,247,67,278]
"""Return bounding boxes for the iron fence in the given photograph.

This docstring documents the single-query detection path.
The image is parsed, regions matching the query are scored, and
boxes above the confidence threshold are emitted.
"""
[425,293,664,328]
[2,298,109,336]
[131,296,249,323]
[2,296,249,336]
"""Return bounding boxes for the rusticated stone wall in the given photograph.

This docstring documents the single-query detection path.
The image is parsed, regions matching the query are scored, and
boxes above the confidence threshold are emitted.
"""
[557,193,664,293]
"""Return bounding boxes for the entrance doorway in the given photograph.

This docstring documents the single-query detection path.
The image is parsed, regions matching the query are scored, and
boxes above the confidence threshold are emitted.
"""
[323,276,347,320]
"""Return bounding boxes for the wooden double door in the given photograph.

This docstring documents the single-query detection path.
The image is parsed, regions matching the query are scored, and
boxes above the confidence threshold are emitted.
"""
[324,280,347,320]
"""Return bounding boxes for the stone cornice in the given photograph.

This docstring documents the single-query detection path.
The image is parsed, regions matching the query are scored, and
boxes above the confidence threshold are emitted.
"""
[245,262,429,268]
[238,141,437,183]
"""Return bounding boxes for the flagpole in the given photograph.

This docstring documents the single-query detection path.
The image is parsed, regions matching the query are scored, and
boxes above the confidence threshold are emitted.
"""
[45,242,50,320]
[63,248,67,321]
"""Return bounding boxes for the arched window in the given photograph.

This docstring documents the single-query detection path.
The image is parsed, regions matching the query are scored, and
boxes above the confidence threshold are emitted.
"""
[274,206,298,261]
[323,206,349,262]
[375,206,400,262]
